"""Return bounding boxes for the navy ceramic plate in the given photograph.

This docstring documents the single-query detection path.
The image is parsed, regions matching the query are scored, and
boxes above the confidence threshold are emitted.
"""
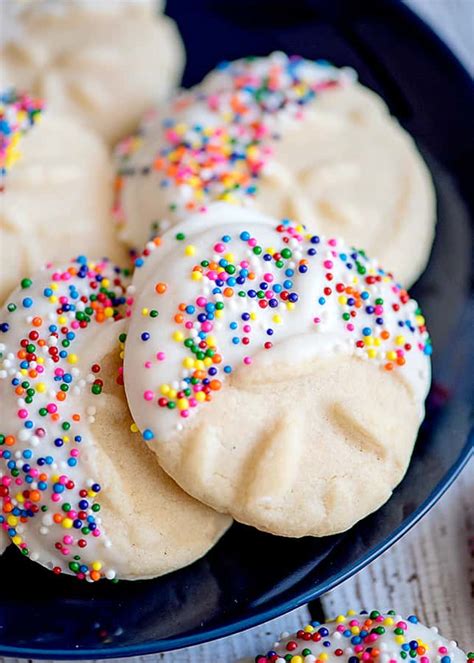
[1,0,473,658]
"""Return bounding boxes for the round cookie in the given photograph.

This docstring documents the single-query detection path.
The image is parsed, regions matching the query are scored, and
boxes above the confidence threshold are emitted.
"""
[0,89,127,305]
[124,204,432,537]
[0,0,184,145]
[253,610,469,663]
[0,258,230,581]
[114,52,435,286]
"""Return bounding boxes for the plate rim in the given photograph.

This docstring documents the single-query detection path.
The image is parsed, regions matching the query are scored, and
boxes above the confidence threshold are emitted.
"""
[2,435,472,660]
[2,0,474,658]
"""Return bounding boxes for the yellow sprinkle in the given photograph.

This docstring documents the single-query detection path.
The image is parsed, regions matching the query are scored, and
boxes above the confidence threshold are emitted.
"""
[286,302,295,311]
[88,490,97,498]
[338,295,347,305]
[347,609,357,616]
[12,535,22,545]
[367,348,377,359]
[50,283,58,291]
[304,624,314,632]
[395,635,405,645]
[49,296,58,304]
[384,617,394,626]
[7,516,18,526]
[141,308,149,316]
[16,493,25,504]
[336,615,346,623]
[386,350,397,361]
[130,422,139,433]
[291,657,303,663]
[396,335,405,346]
[37,357,44,364]
[58,316,67,325]
[415,314,425,326]
[185,245,196,256]
[177,398,189,410]
[207,335,216,347]
[63,436,69,443]
[215,309,223,319]
[51,475,59,483]
[173,331,184,342]
[92,561,102,571]
[250,312,257,320]
[203,357,212,367]
[36,382,47,393]
[195,391,206,402]
[364,336,374,346]
[62,518,73,529]
[374,337,381,346]
[195,360,205,371]
[102,279,110,288]
[104,307,114,318]
[191,271,202,281]
[351,626,360,635]
[67,354,78,365]
[352,276,359,284]
[272,314,282,324]
[224,253,234,262]
[20,369,27,376]
[160,384,170,395]
[168,389,177,399]
[183,357,195,369]
[320,654,328,661]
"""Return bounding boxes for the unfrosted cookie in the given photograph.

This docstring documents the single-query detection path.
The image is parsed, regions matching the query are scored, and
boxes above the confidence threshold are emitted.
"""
[0,90,127,305]
[253,610,469,663]
[115,52,435,286]
[124,204,431,537]
[0,258,230,581]
[0,0,184,145]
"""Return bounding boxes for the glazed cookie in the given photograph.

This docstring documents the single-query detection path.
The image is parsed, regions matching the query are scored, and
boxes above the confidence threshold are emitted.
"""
[0,258,230,581]
[115,52,435,286]
[0,0,184,145]
[253,610,469,662]
[124,204,432,537]
[0,90,127,305]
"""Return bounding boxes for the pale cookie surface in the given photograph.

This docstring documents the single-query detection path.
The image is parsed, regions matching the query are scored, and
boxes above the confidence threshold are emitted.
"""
[253,610,468,662]
[0,0,184,144]
[124,204,431,537]
[0,258,230,581]
[0,90,127,305]
[114,52,435,286]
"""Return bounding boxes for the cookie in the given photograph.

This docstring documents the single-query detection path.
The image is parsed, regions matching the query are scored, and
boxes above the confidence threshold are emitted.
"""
[114,52,435,286]
[0,0,184,145]
[0,258,230,581]
[0,89,127,305]
[253,609,469,663]
[124,204,431,537]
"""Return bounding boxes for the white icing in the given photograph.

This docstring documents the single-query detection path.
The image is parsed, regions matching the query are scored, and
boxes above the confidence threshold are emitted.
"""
[125,204,431,444]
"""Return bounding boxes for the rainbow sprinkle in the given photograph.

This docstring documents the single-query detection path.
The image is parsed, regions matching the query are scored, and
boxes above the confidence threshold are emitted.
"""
[114,55,354,230]
[254,610,470,663]
[0,89,44,189]
[0,258,133,581]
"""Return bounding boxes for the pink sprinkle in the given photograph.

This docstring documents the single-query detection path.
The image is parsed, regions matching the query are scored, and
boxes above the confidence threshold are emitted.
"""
[243,356,252,365]
[397,622,407,630]
[51,494,61,502]
[63,535,73,545]
[313,317,321,324]
[46,403,57,414]
[328,238,337,246]
[144,390,154,401]
[347,323,354,331]
[243,325,251,333]
[214,243,225,253]
[61,547,70,556]
[17,409,28,419]
[144,361,152,368]
[70,449,79,457]
[180,410,190,418]
[185,321,193,329]
[201,321,213,332]
[248,238,257,247]
[323,260,333,269]
[156,352,165,361]
[439,648,448,655]
[92,529,100,537]
[196,297,207,307]
[263,273,274,283]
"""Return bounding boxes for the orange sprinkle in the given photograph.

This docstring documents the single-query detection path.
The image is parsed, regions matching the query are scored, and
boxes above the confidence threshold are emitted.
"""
[155,282,167,295]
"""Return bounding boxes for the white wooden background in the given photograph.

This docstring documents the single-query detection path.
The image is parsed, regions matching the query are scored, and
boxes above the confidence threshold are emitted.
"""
[2,1,473,661]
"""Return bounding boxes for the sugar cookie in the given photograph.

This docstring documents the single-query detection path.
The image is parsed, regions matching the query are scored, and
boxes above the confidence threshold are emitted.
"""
[124,204,431,537]
[0,257,230,581]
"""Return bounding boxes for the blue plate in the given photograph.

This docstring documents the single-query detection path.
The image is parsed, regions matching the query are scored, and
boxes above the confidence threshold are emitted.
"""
[1,0,473,658]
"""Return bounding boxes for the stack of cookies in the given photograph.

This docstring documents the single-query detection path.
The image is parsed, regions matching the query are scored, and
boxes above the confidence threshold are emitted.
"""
[0,4,435,582]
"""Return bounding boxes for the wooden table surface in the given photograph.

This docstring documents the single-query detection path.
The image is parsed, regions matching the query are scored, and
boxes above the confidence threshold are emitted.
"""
[2,1,473,661]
